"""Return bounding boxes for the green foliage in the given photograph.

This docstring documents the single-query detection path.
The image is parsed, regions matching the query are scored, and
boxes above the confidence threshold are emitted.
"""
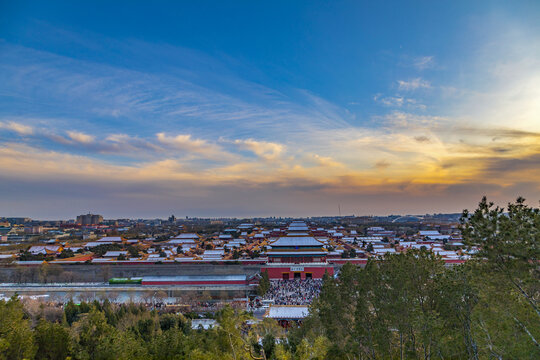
[34,320,71,360]
[18,251,48,262]
[461,196,540,317]
[258,270,270,296]
[297,197,540,359]
[91,243,123,257]
[0,296,37,360]
[127,245,140,258]
[58,248,75,258]
[365,243,374,252]
[460,197,540,357]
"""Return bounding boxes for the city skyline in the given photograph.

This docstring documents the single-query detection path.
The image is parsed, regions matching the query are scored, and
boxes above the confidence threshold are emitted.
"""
[1,1,539,218]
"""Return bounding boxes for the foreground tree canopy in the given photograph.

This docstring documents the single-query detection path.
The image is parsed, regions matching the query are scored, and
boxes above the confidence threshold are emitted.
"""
[0,197,538,359]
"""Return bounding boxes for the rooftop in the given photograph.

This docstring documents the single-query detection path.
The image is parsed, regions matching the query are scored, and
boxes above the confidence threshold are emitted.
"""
[271,237,323,247]
[265,305,309,319]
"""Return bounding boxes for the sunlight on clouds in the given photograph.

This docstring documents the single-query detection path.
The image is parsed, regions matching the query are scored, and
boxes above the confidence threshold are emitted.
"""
[66,130,95,144]
[233,139,285,161]
[0,121,34,135]
[1,21,540,216]
[156,132,223,158]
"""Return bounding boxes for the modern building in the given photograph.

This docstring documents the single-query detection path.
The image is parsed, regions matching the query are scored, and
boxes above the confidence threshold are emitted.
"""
[76,213,104,225]
[24,225,43,234]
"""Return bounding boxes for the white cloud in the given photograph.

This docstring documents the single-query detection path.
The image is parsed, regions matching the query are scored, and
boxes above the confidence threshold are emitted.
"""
[233,139,285,161]
[66,131,95,144]
[0,121,34,135]
[375,95,404,107]
[373,95,426,110]
[0,42,359,149]
[156,132,223,158]
[397,78,431,91]
[413,56,435,70]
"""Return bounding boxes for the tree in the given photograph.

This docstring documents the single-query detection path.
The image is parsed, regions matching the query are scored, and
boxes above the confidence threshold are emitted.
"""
[366,243,374,253]
[461,197,540,355]
[295,336,330,360]
[0,296,37,360]
[461,196,539,317]
[92,243,123,257]
[150,327,187,359]
[72,307,116,359]
[258,271,270,296]
[305,251,469,359]
[58,248,74,258]
[215,306,252,359]
[127,245,139,258]
[34,320,71,360]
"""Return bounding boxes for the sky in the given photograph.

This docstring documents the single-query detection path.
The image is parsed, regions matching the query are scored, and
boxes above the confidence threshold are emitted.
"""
[0,1,539,219]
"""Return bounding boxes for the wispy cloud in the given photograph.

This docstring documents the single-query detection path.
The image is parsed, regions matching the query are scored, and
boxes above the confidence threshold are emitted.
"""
[66,130,95,144]
[374,94,404,107]
[0,25,539,217]
[0,121,34,135]
[413,56,435,70]
[373,95,426,110]
[233,139,286,161]
[156,133,221,156]
[0,42,352,144]
[397,78,431,91]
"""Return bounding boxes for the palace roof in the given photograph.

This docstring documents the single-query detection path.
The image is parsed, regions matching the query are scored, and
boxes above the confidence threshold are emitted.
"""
[271,237,323,247]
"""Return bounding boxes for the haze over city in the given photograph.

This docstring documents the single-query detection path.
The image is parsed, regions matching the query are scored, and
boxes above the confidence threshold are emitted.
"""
[1,1,539,219]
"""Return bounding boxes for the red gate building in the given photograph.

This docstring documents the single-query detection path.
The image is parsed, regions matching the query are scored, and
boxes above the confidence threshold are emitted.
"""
[262,234,334,280]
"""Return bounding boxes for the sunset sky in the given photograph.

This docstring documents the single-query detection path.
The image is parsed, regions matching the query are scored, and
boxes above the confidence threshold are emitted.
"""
[1,1,539,219]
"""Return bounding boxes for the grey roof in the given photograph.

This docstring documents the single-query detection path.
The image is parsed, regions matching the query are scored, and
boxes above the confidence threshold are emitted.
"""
[286,232,310,236]
[98,236,122,242]
[173,233,199,239]
[271,237,323,247]
[266,251,326,256]
[167,239,197,244]
[265,305,309,319]
[288,226,309,231]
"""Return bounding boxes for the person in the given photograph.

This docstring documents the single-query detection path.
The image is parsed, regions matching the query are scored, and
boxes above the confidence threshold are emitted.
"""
[262,278,323,305]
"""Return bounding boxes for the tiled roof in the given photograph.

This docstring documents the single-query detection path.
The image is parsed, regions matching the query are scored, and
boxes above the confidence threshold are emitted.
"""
[265,305,309,319]
[271,237,322,247]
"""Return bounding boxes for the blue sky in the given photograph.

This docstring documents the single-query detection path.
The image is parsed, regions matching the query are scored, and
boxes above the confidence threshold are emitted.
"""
[1,1,539,219]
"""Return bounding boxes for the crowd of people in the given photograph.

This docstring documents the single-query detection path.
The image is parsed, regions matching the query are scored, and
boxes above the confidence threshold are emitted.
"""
[262,279,323,305]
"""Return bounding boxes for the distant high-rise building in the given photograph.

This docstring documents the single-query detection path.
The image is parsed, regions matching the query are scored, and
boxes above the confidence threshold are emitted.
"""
[24,225,43,234]
[76,213,103,225]
[6,217,32,225]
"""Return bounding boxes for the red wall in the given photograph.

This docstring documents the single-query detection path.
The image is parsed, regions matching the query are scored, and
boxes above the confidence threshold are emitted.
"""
[262,266,334,280]
[141,280,247,285]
